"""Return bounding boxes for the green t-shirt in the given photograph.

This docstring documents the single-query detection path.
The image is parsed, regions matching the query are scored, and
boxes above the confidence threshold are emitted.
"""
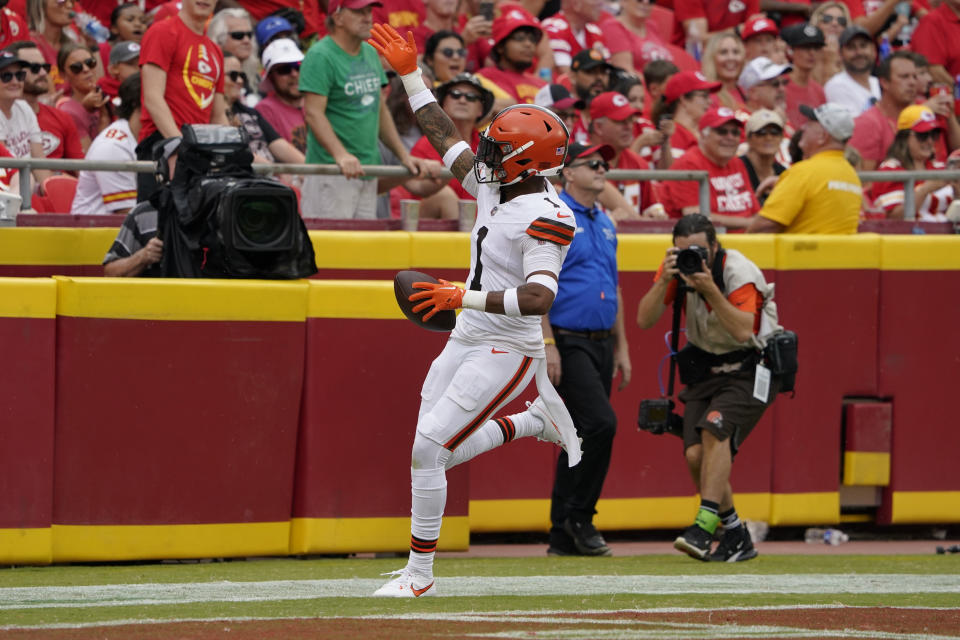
[299,36,387,166]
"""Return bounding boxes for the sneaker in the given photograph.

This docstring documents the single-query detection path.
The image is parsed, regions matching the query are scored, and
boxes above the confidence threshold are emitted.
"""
[709,525,758,562]
[372,568,437,598]
[673,524,714,561]
[563,518,612,556]
[526,396,582,466]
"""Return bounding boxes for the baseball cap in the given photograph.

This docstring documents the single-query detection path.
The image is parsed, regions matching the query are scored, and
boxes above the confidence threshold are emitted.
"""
[781,23,825,48]
[534,83,585,111]
[800,102,855,140]
[570,48,611,73]
[109,41,140,66]
[741,15,778,40]
[589,91,641,121]
[745,108,784,135]
[897,104,941,132]
[491,7,541,46]
[436,72,495,121]
[663,70,721,102]
[839,25,872,47]
[328,0,382,13]
[256,15,295,48]
[262,38,304,72]
[0,51,21,71]
[565,142,615,164]
[700,105,742,130]
[738,56,792,90]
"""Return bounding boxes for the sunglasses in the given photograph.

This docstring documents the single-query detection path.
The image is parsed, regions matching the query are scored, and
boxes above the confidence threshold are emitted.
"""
[271,62,300,75]
[819,14,848,26]
[67,57,97,74]
[712,126,742,138]
[226,70,247,84]
[439,47,468,59]
[447,89,481,102]
[750,127,782,138]
[229,30,254,40]
[24,62,51,74]
[913,129,941,142]
[508,30,539,43]
[0,69,26,83]
[569,159,609,171]
[762,78,789,89]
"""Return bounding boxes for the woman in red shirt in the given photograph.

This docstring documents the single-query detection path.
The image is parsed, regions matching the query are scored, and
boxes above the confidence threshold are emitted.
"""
[651,69,720,161]
[701,32,747,111]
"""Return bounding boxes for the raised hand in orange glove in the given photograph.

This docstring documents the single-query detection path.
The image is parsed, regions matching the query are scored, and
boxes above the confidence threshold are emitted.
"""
[410,279,465,321]
[368,23,419,75]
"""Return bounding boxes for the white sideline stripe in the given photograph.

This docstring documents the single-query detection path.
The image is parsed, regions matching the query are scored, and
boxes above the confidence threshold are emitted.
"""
[0,574,959,610]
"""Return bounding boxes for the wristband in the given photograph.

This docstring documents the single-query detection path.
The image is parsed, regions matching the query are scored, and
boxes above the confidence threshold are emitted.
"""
[503,288,521,317]
[409,87,437,113]
[400,67,428,97]
[461,289,487,311]
[543,337,556,346]
[442,140,470,170]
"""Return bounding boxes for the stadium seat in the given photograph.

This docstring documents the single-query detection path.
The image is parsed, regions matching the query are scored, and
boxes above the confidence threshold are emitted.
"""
[40,175,79,213]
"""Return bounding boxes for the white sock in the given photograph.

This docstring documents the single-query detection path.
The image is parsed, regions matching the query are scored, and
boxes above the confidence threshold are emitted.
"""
[408,467,445,577]
[446,410,541,468]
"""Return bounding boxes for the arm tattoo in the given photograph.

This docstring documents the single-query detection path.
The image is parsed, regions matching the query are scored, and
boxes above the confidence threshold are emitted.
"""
[415,102,475,182]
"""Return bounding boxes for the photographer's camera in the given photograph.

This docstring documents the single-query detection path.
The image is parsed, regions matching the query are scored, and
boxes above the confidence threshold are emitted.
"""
[676,245,708,275]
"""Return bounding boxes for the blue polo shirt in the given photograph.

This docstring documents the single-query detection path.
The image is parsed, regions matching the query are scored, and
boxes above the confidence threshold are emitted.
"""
[549,190,619,332]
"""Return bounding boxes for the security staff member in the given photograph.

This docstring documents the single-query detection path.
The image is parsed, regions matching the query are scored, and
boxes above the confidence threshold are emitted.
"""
[542,142,632,557]
[636,214,782,562]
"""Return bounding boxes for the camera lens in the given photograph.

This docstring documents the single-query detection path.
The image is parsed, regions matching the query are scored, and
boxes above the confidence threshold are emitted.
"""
[676,246,707,275]
[236,198,286,246]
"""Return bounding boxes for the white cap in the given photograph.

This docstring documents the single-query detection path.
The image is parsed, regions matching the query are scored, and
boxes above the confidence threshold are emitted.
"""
[261,38,304,72]
[738,56,792,90]
[800,102,855,141]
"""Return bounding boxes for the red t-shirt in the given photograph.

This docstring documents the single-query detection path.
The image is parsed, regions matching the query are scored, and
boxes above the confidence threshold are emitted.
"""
[476,67,545,103]
[541,11,608,69]
[912,4,960,78]
[849,105,896,166]
[610,148,661,216]
[599,16,699,73]
[0,139,17,190]
[871,158,953,220]
[0,7,28,49]
[37,103,84,160]
[660,145,759,219]
[784,77,826,131]
[671,0,759,46]
[669,121,699,159]
[138,15,225,141]
[373,0,425,38]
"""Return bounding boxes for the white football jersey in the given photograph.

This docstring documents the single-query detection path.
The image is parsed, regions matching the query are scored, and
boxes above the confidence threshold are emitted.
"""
[451,178,576,357]
[70,119,137,215]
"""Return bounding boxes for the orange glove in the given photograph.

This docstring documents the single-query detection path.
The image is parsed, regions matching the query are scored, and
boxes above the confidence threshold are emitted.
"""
[368,24,419,75]
[409,279,464,321]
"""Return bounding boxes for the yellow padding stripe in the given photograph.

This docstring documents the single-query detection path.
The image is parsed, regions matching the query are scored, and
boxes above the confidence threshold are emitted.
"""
[769,491,839,525]
[289,517,469,554]
[0,528,52,565]
[56,277,308,321]
[881,236,960,270]
[0,228,117,266]
[720,236,777,269]
[307,280,405,319]
[890,491,960,523]
[775,234,880,270]
[411,232,471,269]
[616,235,673,272]
[310,231,411,270]
[470,493,773,533]
[51,522,290,562]
[0,277,56,318]
[843,451,890,486]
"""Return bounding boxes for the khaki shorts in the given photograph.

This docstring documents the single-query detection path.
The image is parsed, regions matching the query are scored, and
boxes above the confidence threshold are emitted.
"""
[679,371,777,454]
[300,174,378,219]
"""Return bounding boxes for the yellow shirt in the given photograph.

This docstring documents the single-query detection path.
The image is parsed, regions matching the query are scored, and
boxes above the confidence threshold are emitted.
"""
[758,150,861,234]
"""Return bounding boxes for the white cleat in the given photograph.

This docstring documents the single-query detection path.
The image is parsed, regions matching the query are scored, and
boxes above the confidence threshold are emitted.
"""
[372,568,437,598]
[526,396,582,466]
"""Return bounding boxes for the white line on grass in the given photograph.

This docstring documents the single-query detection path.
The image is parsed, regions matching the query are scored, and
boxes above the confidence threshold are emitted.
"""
[0,574,958,609]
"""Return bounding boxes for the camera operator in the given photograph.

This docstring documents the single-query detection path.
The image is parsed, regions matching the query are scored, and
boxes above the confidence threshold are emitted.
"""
[636,214,782,563]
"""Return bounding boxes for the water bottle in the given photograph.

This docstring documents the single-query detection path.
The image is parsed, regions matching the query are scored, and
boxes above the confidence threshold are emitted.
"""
[804,527,849,545]
[538,67,552,84]
[73,11,111,43]
[685,23,702,62]
[878,36,891,61]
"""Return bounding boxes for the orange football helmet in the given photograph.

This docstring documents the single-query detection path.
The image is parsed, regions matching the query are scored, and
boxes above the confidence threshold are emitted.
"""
[474,104,570,185]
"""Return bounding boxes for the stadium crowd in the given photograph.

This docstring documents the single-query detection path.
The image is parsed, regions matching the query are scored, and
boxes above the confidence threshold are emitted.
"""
[0,0,958,226]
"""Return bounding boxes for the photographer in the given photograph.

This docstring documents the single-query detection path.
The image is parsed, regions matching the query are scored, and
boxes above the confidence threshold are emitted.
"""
[636,214,783,563]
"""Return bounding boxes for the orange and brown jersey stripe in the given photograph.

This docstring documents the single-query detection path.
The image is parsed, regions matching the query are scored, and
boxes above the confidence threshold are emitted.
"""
[495,417,516,443]
[444,356,533,451]
[526,217,575,246]
[410,534,438,554]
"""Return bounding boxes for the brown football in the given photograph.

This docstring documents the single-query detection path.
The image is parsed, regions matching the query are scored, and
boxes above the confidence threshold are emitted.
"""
[394,270,457,332]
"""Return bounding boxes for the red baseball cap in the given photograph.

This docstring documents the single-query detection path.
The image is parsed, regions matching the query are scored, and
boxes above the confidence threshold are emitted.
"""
[328,0,382,13]
[741,15,779,40]
[663,71,721,103]
[699,105,742,130]
[492,6,542,46]
[589,91,641,121]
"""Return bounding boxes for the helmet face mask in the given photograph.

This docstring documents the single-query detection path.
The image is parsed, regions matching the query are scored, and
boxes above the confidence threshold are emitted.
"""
[473,104,570,185]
